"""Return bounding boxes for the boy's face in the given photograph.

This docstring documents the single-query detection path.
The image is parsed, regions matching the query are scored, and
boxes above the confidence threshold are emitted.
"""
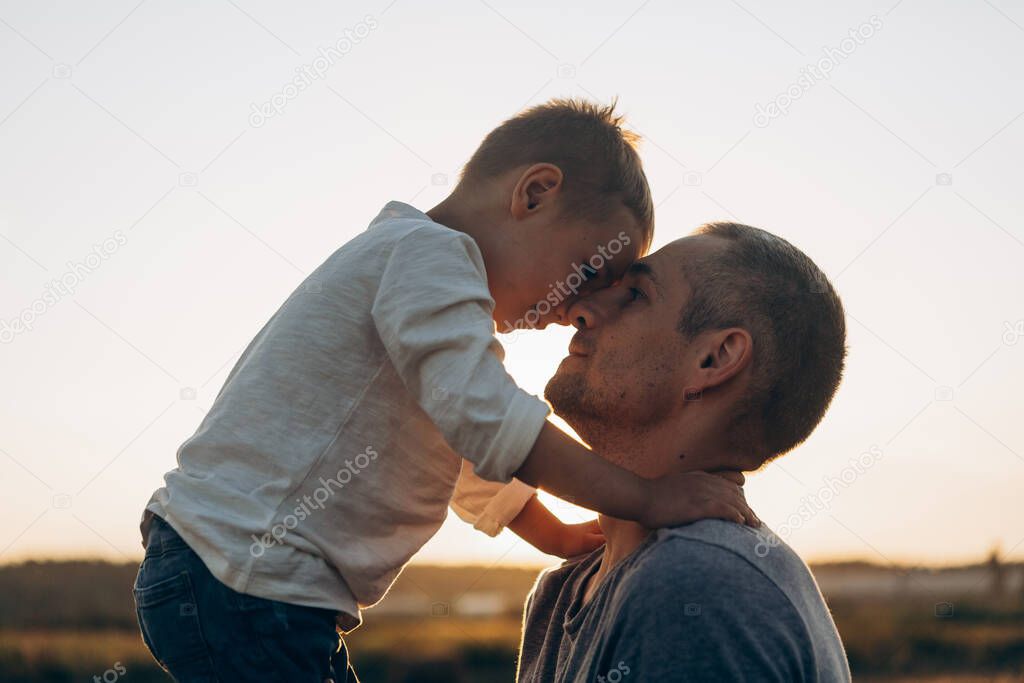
[492,204,649,332]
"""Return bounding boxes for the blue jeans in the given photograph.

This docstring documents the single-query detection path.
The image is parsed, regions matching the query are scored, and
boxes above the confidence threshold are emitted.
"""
[134,515,359,682]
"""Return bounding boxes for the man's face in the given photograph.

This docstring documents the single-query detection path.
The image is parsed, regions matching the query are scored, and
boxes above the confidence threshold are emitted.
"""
[544,236,719,441]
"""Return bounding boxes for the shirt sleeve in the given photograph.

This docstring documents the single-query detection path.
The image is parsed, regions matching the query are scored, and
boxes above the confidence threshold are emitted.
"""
[371,224,551,483]
[450,459,537,537]
[595,540,814,682]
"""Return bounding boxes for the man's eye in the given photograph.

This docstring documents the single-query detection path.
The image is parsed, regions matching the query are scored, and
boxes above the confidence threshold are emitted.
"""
[581,265,599,282]
[628,287,646,302]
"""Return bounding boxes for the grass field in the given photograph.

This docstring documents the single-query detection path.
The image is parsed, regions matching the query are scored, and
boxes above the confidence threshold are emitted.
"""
[1,560,1022,681]
[0,622,523,683]
[3,606,1024,683]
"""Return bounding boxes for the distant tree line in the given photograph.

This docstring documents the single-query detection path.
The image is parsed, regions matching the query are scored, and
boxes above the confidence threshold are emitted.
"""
[0,561,139,630]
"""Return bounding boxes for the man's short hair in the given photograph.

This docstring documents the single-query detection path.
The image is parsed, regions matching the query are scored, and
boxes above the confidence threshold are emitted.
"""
[460,98,654,238]
[678,222,847,461]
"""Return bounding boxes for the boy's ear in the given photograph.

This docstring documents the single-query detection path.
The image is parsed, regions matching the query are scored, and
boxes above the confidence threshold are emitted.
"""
[510,163,563,220]
[689,328,753,396]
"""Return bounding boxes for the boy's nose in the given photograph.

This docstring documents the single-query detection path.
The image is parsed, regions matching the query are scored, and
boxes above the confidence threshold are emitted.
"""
[554,298,585,327]
[552,302,571,327]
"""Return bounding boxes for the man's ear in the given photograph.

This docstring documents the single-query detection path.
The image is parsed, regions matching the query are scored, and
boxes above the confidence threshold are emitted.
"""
[509,163,563,220]
[690,328,753,395]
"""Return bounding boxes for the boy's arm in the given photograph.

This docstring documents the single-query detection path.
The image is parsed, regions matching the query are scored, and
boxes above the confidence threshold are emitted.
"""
[372,225,551,484]
[450,462,603,557]
[514,422,757,529]
[450,460,536,537]
[507,495,605,558]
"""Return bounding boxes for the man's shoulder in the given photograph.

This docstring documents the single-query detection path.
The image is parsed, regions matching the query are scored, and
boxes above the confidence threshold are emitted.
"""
[611,520,850,680]
[620,520,819,607]
[613,522,789,604]
[662,520,810,578]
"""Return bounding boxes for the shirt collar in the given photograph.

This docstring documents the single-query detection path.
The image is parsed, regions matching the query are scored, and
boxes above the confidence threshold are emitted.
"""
[369,201,431,228]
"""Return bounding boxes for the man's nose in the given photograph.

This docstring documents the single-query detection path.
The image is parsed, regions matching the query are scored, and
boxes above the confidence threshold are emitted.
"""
[567,298,599,330]
[565,283,624,329]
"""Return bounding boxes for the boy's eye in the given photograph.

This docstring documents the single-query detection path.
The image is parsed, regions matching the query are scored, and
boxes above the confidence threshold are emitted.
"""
[581,265,599,282]
[628,287,646,302]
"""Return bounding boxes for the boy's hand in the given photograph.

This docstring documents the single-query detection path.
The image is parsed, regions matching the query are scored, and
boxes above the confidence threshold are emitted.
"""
[507,496,605,558]
[514,423,761,531]
[640,470,760,529]
[553,519,605,558]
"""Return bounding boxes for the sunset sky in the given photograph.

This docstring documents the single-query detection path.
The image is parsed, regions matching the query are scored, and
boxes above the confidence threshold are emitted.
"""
[1,0,1022,569]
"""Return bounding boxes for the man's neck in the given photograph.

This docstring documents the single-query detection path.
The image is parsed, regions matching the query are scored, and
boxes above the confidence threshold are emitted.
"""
[591,514,649,587]
[582,418,734,602]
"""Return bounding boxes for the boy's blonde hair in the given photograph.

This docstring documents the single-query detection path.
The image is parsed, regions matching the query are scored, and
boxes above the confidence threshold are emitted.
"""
[460,98,654,239]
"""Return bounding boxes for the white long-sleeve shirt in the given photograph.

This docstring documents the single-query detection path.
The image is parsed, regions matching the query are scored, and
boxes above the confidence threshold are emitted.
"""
[144,201,549,630]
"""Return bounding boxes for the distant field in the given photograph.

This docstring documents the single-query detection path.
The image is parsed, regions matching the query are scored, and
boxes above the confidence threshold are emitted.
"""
[0,622,523,683]
[1,560,1022,681]
[4,612,1024,682]
[0,629,163,683]
[3,624,1024,683]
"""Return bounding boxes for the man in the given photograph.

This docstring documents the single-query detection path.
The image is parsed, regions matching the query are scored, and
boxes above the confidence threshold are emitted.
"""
[517,222,851,682]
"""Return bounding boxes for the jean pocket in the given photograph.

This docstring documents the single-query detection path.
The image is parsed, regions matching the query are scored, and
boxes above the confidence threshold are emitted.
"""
[134,570,213,674]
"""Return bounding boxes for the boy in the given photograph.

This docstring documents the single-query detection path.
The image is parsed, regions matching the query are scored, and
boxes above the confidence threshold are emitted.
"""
[134,99,755,682]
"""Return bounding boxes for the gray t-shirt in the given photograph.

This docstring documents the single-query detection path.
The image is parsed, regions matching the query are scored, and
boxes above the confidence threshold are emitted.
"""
[517,520,851,682]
